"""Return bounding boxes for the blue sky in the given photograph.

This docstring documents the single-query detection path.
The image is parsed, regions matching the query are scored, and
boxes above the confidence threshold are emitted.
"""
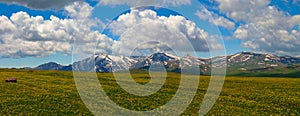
[0,0,299,68]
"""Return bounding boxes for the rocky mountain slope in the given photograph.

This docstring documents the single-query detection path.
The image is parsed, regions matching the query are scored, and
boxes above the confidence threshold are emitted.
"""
[35,52,300,75]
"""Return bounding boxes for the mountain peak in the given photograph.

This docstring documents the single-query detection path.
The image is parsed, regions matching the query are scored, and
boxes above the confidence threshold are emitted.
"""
[238,51,259,55]
[150,52,180,59]
[35,62,62,70]
[39,62,60,66]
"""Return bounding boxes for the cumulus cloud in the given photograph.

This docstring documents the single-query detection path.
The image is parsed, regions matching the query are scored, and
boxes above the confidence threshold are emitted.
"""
[108,9,223,55]
[0,2,113,58]
[216,0,271,22]
[195,8,235,30]
[289,15,300,27]
[0,0,83,9]
[98,0,191,7]
[0,2,224,58]
[65,1,94,19]
[214,0,300,56]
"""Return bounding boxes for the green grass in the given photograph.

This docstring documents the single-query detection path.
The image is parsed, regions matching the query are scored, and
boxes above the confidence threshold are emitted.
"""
[0,69,299,115]
[0,69,91,115]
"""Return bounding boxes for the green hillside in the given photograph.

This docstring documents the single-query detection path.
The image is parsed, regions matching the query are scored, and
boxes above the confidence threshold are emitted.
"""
[226,64,300,77]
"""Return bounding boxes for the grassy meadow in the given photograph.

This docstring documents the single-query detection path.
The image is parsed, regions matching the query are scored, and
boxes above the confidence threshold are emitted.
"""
[0,68,299,115]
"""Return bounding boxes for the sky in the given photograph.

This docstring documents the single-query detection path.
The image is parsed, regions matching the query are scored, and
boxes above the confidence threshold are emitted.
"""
[0,0,299,68]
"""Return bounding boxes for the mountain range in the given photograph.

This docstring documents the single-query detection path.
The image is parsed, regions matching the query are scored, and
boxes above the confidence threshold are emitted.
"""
[34,52,300,77]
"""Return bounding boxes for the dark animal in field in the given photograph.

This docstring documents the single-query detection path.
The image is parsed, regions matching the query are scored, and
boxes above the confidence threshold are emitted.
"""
[6,78,17,83]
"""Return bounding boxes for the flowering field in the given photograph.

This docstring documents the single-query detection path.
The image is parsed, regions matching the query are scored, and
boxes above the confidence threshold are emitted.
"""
[0,69,299,115]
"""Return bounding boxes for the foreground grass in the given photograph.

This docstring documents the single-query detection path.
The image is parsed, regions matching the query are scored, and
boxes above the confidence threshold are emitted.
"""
[0,69,299,115]
[0,69,91,115]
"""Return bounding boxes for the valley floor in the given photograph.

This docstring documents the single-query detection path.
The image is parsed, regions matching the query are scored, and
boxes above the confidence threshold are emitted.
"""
[0,69,299,115]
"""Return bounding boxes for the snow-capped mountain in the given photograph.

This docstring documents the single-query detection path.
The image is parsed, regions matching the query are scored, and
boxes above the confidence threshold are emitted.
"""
[35,52,300,73]
[132,52,180,69]
[181,54,206,67]
[227,52,300,64]
[226,52,300,70]
[71,54,137,72]
[94,54,137,72]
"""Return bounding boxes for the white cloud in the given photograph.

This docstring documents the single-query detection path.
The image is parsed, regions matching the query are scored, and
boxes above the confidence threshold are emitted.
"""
[108,9,223,55]
[289,15,300,27]
[0,0,82,9]
[64,1,93,19]
[0,2,113,58]
[213,0,300,56]
[98,0,191,7]
[0,2,224,58]
[195,8,235,30]
[0,16,16,33]
[216,0,271,22]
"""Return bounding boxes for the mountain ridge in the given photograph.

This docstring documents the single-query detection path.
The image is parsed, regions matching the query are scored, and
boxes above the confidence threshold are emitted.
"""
[33,52,300,77]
